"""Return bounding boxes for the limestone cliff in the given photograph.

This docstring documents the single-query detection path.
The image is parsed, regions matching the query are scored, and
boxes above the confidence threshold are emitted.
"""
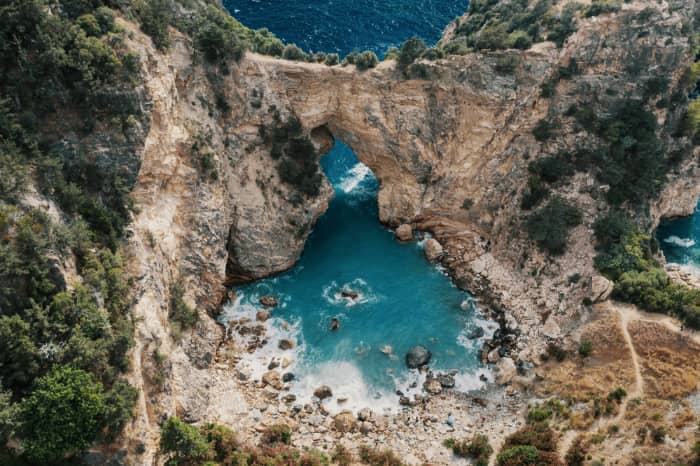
[113,0,700,462]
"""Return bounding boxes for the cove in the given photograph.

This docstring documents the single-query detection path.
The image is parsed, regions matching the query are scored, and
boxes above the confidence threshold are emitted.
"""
[220,0,490,412]
[657,199,700,268]
[220,142,493,412]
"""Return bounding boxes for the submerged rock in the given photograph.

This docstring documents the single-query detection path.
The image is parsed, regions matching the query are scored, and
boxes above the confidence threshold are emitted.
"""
[406,345,432,369]
[466,327,485,339]
[259,295,279,307]
[278,339,296,350]
[436,373,456,389]
[282,372,295,382]
[313,385,333,400]
[340,289,359,299]
[424,238,444,262]
[396,224,413,241]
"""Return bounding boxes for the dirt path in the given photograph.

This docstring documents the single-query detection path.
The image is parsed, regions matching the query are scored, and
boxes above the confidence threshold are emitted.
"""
[558,302,646,459]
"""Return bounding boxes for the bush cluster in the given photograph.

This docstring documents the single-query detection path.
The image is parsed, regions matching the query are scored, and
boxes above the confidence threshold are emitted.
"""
[0,1,145,461]
[593,211,700,328]
[261,115,323,197]
[525,196,582,255]
[160,418,335,466]
[497,422,561,465]
[444,0,582,54]
[444,434,493,466]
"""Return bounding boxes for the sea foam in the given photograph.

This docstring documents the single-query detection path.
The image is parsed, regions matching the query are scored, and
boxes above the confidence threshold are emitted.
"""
[664,235,696,248]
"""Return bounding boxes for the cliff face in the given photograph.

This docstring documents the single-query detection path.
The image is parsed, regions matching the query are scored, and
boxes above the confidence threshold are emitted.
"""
[117,0,699,461]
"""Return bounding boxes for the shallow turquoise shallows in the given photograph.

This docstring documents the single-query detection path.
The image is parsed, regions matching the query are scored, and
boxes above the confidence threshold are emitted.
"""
[657,199,700,267]
[220,143,493,412]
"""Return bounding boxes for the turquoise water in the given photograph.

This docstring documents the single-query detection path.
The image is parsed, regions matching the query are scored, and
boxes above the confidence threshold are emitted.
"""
[220,1,491,411]
[221,143,492,411]
[657,200,700,267]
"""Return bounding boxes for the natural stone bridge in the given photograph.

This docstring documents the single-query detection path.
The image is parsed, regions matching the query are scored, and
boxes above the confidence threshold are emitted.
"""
[225,51,553,281]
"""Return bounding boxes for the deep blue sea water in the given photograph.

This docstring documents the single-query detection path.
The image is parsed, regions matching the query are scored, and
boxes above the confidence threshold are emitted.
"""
[220,1,489,412]
[657,200,700,267]
[223,0,467,56]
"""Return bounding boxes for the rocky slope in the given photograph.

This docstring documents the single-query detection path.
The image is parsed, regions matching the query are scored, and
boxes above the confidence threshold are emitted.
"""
[111,0,700,463]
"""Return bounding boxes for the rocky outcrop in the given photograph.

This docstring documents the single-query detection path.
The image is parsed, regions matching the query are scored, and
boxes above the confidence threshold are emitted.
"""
[395,224,413,241]
[406,345,432,368]
[424,238,444,262]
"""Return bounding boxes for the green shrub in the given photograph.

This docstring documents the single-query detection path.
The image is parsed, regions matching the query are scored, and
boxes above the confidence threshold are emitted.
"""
[526,407,553,424]
[528,153,575,183]
[521,176,550,210]
[137,0,173,50]
[282,44,307,61]
[398,37,427,67]
[546,3,582,47]
[189,5,292,63]
[422,47,445,60]
[332,444,354,466]
[532,119,557,141]
[358,445,403,466]
[507,30,533,49]
[0,388,18,445]
[160,417,211,464]
[325,53,340,66]
[169,283,199,330]
[263,116,323,196]
[260,424,292,445]
[578,340,593,358]
[444,434,493,465]
[585,0,622,17]
[202,423,238,461]
[564,438,587,466]
[526,196,582,255]
[19,366,107,462]
[353,50,379,71]
[497,445,540,465]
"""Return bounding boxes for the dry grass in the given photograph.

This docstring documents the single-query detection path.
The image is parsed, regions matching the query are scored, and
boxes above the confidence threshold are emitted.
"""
[538,313,636,402]
[628,320,700,399]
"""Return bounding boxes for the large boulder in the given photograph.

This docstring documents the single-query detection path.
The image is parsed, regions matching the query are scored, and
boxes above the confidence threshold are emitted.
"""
[590,275,614,303]
[423,377,442,395]
[396,224,413,241]
[313,385,333,400]
[333,411,356,432]
[424,239,444,262]
[496,357,517,385]
[262,370,282,390]
[256,309,270,322]
[406,345,432,369]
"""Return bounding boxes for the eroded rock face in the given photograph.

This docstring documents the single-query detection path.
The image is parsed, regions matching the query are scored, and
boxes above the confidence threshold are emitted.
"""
[119,1,700,460]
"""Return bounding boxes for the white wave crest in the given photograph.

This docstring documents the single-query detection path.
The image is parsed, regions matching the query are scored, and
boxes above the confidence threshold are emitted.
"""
[664,235,696,248]
[321,278,378,307]
[290,361,398,415]
[338,163,372,193]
